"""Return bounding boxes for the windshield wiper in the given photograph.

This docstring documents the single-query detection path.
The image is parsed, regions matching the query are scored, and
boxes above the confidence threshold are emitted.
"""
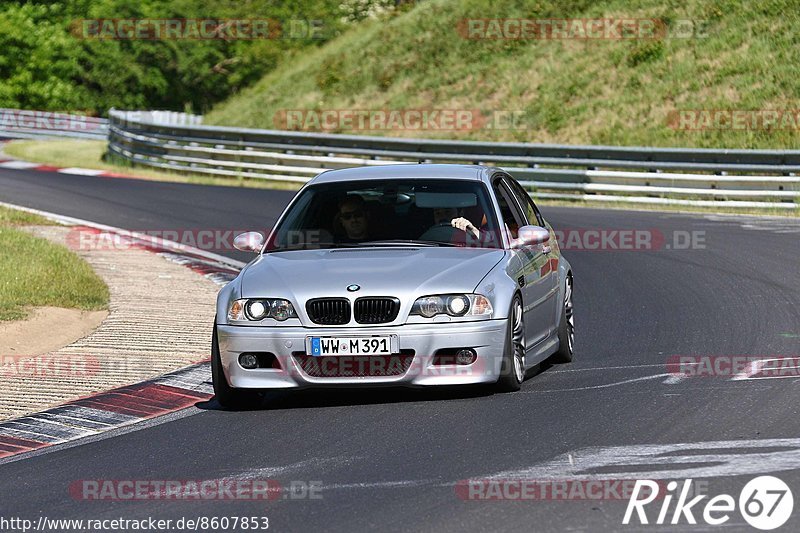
[264,240,459,252]
[264,242,363,253]
[357,239,457,247]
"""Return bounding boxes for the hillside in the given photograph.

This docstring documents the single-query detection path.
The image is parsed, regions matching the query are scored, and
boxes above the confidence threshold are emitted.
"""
[206,0,800,149]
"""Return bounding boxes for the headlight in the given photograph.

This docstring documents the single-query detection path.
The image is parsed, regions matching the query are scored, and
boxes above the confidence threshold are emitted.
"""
[271,299,294,321]
[411,294,493,318]
[246,300,269,320]
[228,298,297,322]
[446,295,470,316]
[415,296,445,318]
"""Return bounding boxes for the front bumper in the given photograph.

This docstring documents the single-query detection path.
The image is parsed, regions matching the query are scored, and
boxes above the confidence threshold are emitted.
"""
[216,320,508,389]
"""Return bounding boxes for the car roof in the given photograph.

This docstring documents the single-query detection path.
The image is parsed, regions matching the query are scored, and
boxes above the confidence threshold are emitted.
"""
[307,164,498,185]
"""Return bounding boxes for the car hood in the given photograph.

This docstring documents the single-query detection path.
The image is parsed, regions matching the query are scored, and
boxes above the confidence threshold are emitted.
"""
[240,247,506,300]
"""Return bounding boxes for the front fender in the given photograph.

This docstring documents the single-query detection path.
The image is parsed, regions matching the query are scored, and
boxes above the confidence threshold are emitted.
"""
[473,252,519,321]
[215,271,243,325]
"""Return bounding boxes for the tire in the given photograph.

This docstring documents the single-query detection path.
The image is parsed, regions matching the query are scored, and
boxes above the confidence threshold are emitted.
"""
[496,295,526,392]
[549,274,574,364]
[211,324,259,409]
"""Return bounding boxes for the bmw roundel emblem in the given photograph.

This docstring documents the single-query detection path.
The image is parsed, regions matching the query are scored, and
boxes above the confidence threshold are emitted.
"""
[346,284,360,292]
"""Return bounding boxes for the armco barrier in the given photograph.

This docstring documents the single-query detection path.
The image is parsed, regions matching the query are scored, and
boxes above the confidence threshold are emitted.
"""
[0,109,108,140]
[0,109,201,141]
[102,109,800,209]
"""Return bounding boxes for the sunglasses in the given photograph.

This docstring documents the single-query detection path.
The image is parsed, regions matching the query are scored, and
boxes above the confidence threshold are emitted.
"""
[340,210,365,220]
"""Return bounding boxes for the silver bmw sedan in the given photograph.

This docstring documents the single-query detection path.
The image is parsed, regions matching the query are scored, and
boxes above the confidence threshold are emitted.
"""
[212,164,573,407]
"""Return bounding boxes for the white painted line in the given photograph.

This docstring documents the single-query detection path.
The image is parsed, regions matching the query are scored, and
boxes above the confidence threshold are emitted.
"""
[731,357,800,381]
[9,416,99,438]
[486,438,800,481]
[57,167,106,176]
[0,425,61,443]
[35,410,129,430]
[0,200,246,270]
[319,479,440,491]
[228,457,362,481]
[731,359,765,381]
[549,363,675,373]
[521,373,673,393]
[734,375,800,381]
[0,160,40,169]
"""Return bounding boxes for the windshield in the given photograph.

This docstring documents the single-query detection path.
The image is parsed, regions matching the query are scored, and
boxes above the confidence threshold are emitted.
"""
[265,179,502,251]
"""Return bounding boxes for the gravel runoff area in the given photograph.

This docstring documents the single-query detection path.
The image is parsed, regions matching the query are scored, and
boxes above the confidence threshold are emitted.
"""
[0,225,220,420]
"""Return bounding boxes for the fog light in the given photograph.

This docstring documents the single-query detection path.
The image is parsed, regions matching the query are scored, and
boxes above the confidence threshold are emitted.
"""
[239,353,259,369]
[455,349,477,365]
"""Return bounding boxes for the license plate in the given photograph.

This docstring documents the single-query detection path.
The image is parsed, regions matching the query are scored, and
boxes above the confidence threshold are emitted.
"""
[307,335,395,356]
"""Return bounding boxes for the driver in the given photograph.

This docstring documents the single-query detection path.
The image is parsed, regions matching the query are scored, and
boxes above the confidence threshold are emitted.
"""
[334,195,370,242]
[433,207,480,238]
[420,206,480,241]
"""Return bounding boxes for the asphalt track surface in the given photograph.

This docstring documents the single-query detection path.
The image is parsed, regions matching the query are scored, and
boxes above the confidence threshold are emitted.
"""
[2,167,800,531]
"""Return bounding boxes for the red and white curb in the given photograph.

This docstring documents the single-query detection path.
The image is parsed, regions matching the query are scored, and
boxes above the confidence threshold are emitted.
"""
[0,202,250,461]
[0,154,133,179]
[0,362,212,460]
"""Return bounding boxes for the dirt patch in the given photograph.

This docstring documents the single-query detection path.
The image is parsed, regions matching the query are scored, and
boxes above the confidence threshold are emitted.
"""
[0,306,107,357]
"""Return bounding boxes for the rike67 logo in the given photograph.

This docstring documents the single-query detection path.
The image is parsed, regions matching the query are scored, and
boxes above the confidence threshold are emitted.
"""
[624,476,793,530]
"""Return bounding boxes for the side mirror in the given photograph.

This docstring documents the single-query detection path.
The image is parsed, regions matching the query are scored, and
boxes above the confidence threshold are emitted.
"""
[233,231,265,253]
[511,225,550,249]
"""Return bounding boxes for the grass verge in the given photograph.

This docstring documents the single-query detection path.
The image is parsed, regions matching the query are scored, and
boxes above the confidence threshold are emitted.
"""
[0,206,109,321]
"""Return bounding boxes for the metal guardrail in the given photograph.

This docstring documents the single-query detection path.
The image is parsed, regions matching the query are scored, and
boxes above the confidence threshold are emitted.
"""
[0,109,204,141]
[0,109,108,140]
[106,108,799,210]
